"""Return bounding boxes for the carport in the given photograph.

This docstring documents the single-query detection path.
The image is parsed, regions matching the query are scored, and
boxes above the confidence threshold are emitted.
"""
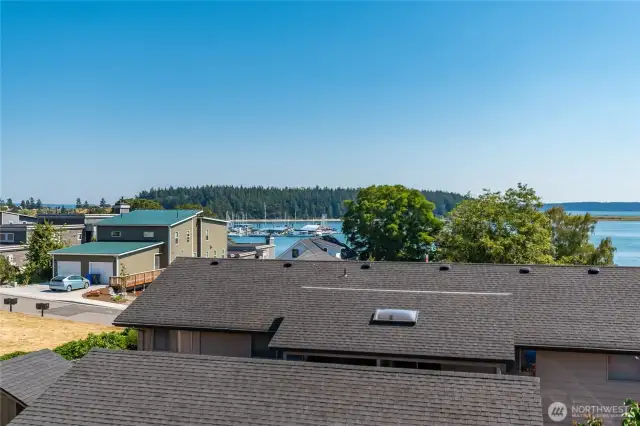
[50,241,164,284]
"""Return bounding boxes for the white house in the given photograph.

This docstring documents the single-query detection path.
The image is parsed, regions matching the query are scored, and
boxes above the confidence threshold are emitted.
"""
[277,237,347,261]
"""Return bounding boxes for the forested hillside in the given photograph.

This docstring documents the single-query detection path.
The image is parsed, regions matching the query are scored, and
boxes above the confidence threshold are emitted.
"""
[136,186,465,218]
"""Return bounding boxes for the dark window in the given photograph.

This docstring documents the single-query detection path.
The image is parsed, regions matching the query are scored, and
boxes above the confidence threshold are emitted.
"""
[608,355,640,382]
[306,355,376,366]
[291,248,299,258]
[251,333,277,359]
[153,329,169,351]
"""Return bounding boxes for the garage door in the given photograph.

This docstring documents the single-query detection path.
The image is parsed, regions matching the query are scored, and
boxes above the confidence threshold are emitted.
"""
[89,262,114,284]
[57,261,81,276]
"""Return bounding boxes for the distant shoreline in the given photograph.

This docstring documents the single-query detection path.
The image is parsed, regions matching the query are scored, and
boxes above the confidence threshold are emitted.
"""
[591,216,640,222]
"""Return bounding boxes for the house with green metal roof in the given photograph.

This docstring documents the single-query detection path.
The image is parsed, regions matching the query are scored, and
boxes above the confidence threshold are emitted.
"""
[49,209,228,286]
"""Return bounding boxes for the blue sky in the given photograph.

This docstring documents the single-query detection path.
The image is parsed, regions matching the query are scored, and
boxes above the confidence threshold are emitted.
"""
[2,2,639,204]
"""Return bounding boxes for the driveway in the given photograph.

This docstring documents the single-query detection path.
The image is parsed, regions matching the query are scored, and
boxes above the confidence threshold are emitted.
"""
[0,284,128,310]
[0,296,121,326]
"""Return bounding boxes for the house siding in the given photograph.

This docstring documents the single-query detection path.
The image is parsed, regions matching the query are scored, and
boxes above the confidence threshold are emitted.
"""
[0,212,20,225]
[118,246,162,275]
[98,225,170,267]
[0,391,24,426]
[198,218,228,258]
[169,219,196,261]
[0,229,27,245]
[536,350,640,425]
[138,328,253,358]
[0,249,27,268]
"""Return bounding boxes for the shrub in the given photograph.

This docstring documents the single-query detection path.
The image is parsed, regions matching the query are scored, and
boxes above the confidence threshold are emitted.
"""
[53,329,137,360]
[0,351,29,361]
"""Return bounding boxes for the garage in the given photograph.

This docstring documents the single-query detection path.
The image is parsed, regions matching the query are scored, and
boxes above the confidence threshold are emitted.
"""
[56,261,81,277]
[89,262,114,284]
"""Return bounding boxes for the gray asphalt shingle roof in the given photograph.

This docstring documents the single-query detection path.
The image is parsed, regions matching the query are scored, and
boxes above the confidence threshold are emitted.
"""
[269,289,515,361]
[0,349,71,405]
[295,249,339,261]
[113,258,640,352]
[9,349,543,426]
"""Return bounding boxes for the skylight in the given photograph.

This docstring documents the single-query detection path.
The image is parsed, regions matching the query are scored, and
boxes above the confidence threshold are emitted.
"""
[371,309,419,325]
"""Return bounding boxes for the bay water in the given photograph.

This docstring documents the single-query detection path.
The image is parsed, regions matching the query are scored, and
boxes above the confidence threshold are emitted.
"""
[232,213,640,266]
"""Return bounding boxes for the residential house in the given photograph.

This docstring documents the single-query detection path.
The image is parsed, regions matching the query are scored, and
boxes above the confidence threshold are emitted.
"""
[0,212,37,225]
[49,210,228,284]
[0,246,27,270]
[277,236,354,260]
[228,236,276,259]
[0,220,84,248]
[114,259,640,425]
[8,348,543,426]
[0,350,71,426]
[37,213,117,242]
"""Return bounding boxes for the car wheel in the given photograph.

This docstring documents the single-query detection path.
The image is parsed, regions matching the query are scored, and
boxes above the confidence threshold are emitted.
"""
[66,285,72,292]
[84,281,89,289]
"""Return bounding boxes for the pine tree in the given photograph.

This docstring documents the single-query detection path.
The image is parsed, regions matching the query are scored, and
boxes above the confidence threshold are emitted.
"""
[26,222,65,279]
[36,199,43,209]
[6,198,13,207]
[76,198,82,208]
[28,197,36,209]
[20,200,26,209]
[100,198,107,208]
[83,200,90,208]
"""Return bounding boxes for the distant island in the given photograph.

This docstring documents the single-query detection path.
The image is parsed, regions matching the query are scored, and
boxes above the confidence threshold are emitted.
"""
[136,185,466,218]
[543,202,640,212]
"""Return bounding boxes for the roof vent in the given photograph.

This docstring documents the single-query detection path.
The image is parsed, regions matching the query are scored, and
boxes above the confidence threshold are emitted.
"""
[210,260,219,266]
[283,262,292,268]
[371,309,418,326]
[519,267,531,274]
[361,263,371,270]
[439,264,451,271]
[588,267,600,275]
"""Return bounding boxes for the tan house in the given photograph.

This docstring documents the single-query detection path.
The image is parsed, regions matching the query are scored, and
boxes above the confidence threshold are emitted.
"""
[50,209,227,285]
[114,260,640,425]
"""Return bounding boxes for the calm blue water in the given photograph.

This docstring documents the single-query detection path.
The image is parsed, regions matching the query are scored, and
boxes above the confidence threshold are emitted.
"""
[233,214,640,266]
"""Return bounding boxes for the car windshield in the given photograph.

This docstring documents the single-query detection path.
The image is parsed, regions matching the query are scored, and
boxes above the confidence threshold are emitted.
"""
[51,276,66,282]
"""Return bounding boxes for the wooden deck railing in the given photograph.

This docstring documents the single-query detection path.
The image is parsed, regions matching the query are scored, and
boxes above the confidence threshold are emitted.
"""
[109,269,165,289]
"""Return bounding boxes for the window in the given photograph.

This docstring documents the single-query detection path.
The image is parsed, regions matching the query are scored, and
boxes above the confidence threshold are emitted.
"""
[206,251,209,258]
[291,248,299,258]
[153,329,170,351]
[213,250,217,258]
[186,230,190,243]
[143,231,154,238]
[205,229,209,241]
[174,231,179,244]
[371,309,419,326]
[193,252,197,257]
[608,355,640,382]
[76,233,82,241]
[111,231,121,238]
[0,233,14,242]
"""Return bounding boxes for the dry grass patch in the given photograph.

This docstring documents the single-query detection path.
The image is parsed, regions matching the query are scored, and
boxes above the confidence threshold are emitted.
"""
[0,310,119,355]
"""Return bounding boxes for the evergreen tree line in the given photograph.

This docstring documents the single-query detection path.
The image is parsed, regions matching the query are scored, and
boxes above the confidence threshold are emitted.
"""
[136,185,466,218]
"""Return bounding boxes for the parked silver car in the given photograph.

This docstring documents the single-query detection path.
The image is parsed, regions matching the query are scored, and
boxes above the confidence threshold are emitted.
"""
[49,275,90,292]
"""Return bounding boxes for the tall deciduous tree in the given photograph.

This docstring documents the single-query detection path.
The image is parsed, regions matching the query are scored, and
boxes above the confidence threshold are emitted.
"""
[342,185,443,261]
[26,221,65,279]
[547,206,615,265]
[123,198,163,211]
[438,184,554,264]
[0,256,18,284]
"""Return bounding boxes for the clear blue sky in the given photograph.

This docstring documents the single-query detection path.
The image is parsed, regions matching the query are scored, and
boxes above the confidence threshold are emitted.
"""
[2,2,639,204]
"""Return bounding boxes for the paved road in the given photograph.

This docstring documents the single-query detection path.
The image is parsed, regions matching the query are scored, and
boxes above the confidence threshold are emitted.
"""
[1,296,121,326]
